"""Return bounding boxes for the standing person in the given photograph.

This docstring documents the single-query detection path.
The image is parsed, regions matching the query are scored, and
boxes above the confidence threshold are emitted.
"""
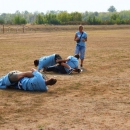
[0,68,57,92]
[34,54,73,74]
[74,25,88,68]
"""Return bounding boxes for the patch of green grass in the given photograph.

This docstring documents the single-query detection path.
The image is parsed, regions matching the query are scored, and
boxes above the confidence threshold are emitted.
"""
[62,128,69,130]
[68,82,82,90]
[93,80,100,83]
[37,125,44,130]
[56,87,68,92]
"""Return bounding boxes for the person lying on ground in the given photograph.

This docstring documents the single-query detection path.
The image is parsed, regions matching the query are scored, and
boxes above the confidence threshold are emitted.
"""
[45,54,81,74]
[0,68,57,92]
[34,54,73,74]
[45,64,81,74]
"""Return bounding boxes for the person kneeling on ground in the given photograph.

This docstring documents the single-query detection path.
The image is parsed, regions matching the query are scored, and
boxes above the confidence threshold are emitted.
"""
[34,54,73,74]
[0,68,57,92]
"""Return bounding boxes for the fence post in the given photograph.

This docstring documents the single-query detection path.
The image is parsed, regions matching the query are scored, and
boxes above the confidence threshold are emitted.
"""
[3,24,4,34]
[9,27,10,33]
[23,25,24,33]
[16,27,18,33]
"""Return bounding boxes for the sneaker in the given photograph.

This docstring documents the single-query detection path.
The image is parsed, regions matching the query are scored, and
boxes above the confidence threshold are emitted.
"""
[68,68,73,74]
[77,69,81,73]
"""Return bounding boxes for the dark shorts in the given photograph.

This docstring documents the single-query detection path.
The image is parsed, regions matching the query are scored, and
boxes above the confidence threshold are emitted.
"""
[8,71,21,83]
[46,65,67,74]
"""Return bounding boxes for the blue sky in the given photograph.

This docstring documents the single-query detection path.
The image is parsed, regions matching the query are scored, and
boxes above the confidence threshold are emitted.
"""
[0,0,130,14]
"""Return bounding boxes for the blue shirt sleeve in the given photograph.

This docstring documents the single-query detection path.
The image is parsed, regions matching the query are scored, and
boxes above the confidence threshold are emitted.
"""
[33,70,42,77]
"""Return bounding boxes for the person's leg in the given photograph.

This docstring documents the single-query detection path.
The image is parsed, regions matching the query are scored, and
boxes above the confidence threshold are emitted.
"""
[61,62,71,69]
[79,46,86,67]
[46,66,57,72]
[45,78,57,86]
[57,65,67,74]
[8,71,33,83]
[46,65,67,74]
[80,59,84,67]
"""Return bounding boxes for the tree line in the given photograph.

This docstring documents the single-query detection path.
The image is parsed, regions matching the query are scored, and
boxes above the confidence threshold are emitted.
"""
[0,6,130,25]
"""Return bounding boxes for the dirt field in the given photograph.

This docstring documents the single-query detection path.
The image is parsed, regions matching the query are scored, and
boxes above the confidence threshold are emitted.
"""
[0,25,130,130]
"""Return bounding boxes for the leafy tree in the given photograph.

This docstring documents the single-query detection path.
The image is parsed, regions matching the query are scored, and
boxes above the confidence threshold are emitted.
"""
[57,11,70,23]
[108,6,116,12]
[110,13,120,20]
[70,12,82,21]
[43,13,61,24]
[94,12,99,16]
[35,14,44,24]
[13,15,27,24]
[87,16,93,24]
[0,19,4,24]
[1,9,130,25]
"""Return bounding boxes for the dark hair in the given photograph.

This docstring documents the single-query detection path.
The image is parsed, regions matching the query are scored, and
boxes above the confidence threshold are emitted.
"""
[74,54,79,59]
[48,78,57,85]
[34,60,39,66]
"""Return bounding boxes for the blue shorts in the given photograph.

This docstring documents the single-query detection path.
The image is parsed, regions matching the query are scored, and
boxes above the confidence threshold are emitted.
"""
[75,44,86,59]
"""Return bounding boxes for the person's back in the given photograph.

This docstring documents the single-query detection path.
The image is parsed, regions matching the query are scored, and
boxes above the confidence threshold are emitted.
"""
[18,70,47,91]
[38,54,56,71]
[64,56,79,73]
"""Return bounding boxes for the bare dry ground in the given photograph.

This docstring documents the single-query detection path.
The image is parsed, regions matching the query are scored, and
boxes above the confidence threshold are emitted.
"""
[0,25,130,130]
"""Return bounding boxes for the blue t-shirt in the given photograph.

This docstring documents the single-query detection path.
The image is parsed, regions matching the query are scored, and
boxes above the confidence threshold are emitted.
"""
[65,56,79,73]
[76,31,87,47]
[17,70,48,91]
[0,74,13,89]
[38,54,56,71]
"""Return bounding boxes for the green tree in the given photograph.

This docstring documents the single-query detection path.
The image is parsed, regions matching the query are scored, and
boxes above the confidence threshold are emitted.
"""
[108,6,116,12]
[35,14,44,24]
[44,13,61,24]
[0,19,4,24]
[57,11,70,23]
[13,15,27,24]
[69,12,82,21]
[87,16,93,24]
[110,13,120,20]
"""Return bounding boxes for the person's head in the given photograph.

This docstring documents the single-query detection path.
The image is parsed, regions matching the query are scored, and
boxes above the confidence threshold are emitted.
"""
[46,78,57,86]
[74,54,79,59]
[79,25,83,33]
[34,60,39,67]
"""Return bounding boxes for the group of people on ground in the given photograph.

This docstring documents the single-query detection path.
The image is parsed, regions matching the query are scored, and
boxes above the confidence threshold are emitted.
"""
[0,25,87,92]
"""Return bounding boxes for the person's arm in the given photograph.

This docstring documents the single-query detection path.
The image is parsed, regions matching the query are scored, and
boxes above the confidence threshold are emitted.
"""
[74,34,79,41]
[37,61,45,72]
[82,33,87,42]
[16,70,34,81]
[56,59,69,63]
[38,69,43,72]
[82,37,87,42]
[32,68,43,78]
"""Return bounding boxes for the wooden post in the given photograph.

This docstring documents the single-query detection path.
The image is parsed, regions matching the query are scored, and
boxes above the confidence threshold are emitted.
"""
[17,27,18,33]
[9,27,10,33]
[23,25,24,33]
[3,24,4,34]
